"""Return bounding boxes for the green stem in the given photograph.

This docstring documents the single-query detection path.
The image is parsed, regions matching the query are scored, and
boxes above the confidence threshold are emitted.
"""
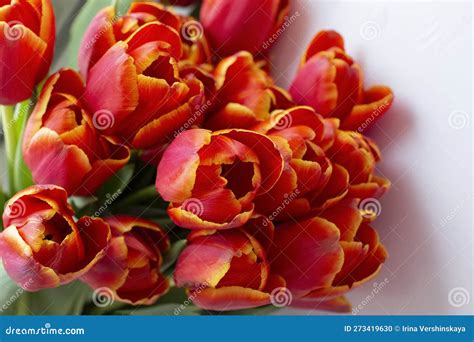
[1,105,16,195]
[116,185,159,208]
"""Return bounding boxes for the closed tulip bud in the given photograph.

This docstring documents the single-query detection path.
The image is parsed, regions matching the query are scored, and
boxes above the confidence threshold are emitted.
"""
[0,0,55,104]
[200,0,289,57]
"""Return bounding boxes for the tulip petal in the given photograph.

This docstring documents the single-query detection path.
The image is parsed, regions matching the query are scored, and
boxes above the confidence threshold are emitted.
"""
[24,128,92,194]
[168,204,254,230]
[79,7,116,78]
[190,286,271,311]
[84,42,139,133]
[320,199,363,241]
[303,30,345,63]
[175,244,233,288]
[270,217,344,295]
[156,129,212,202]
[289,54,338,117]
[81,236,129,290]
[0,225,60,291]
[200,0,280,56]
[125,22,182,60]
[0,22,47,104]
[342,86,394,131]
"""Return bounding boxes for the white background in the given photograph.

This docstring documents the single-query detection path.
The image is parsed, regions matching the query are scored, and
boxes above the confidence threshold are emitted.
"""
[270,0,473,315]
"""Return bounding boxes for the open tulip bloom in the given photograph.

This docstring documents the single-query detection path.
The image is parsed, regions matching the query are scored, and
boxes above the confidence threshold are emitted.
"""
[0,0,394,316]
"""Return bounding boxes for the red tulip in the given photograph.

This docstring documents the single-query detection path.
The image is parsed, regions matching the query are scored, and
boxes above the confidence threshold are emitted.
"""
[0,0,55,104]
[79,3,209,76]
[252,106,344,220]
[252,106,389,221]
[22,69,131,196]
[80,4,206,150]
[156,128,284,230]
[82,216,170,305]
[174,216,285,310]
[204,51,293,130]
[289,30,393,131]
[200,0,289,57]
[174,202,387,312]
[290,200,388,311]
[0,185,110,291]
[269,216,344,298]
[326,129,390,199]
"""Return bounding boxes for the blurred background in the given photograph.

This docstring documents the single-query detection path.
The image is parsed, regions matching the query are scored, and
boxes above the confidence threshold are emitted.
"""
[1,0,472,315]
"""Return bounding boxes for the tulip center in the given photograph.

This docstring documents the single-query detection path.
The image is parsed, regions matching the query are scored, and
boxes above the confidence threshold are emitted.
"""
[42,214,72,243]
[221,161,254,199]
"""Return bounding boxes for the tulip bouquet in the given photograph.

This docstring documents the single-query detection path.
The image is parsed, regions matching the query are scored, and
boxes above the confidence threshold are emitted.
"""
[0,0,394,315]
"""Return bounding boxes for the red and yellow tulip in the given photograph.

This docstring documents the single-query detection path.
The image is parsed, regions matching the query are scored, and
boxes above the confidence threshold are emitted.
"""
[82,216,170,305]
[0,0,55,104]
[80,3,207,150]
[289,30,394,131]
[0,185,110,291]
[156,128,284,230]
[22,69,130,196]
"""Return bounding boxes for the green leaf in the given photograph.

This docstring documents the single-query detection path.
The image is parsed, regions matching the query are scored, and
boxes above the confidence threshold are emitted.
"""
[113,0,134,17]
[96,164,135,200]
[12,99,34,192]
[0,264,92,315]
[1,105,16,196]
[114,185,159,209]
[161,240,186,272]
